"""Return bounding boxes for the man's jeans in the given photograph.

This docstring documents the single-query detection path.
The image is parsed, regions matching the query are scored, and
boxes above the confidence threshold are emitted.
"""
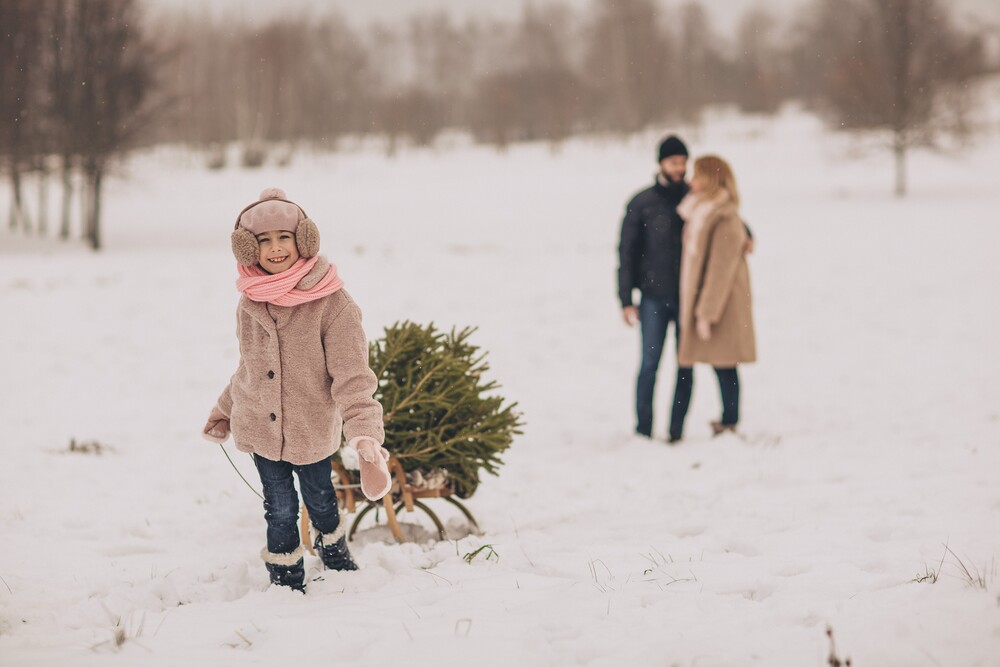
[253,454,341,555]
[636,297,692,439]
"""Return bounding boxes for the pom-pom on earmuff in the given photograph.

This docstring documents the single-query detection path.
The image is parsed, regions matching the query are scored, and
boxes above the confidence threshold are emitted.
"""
[232,228,261,266]
[295,218,320,258]
[259,187,287,201]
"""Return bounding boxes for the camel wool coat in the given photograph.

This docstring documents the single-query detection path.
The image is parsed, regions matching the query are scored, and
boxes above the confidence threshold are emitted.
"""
[677,191,757,367]
[215,259,384,465]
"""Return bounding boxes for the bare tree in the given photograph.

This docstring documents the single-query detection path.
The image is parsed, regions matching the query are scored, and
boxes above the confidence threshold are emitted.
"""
[0,1,45,232]
[46,0,87,239]
[803,0,985,196]
[408,11,476,124]
[65,0,159,249]
[10,0,849,198]
[158,12,240,166]
[305,16,373,146]
[515,4,585,143]
[464,6,584,149]
[469,71,522,149]
[733,8,785,115]
[787,0,852,104]
[670,2,727,122]
[584,0,672,133]
[377,86,448,151]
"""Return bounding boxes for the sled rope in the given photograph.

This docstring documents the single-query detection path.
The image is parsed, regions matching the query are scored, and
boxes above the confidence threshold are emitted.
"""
[219,444,264,500]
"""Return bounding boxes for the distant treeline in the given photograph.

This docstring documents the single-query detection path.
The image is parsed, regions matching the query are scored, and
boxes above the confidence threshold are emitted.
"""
[155,0,994,159]
[0,0,994,247]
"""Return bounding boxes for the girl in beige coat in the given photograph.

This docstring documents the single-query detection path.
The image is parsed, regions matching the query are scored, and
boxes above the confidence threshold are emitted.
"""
[677,157,756,435]
[202,188,390,592]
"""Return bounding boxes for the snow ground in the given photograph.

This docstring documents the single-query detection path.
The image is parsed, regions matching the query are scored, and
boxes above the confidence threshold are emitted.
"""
[1,108,999,666]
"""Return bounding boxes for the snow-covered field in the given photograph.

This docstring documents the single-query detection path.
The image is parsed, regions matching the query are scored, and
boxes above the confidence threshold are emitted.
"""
[1,108,998,666]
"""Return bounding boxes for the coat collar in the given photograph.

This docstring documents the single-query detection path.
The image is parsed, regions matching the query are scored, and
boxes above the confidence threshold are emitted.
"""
[241,298,276,331]
[653,175,689,205]
[678,190,736,220]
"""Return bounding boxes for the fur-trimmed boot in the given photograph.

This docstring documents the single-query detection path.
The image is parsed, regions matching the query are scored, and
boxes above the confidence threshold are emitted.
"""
[261,545,306,592]
[312,524,358,571]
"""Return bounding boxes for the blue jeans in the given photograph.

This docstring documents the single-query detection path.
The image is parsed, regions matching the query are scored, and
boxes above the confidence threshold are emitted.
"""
[636,297,692,439]
[253,454,341,555]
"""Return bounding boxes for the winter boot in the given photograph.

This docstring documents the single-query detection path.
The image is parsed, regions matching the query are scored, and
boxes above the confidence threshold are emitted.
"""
[710,421,737,436]
[261,545,306,592]
[313,524,358,571]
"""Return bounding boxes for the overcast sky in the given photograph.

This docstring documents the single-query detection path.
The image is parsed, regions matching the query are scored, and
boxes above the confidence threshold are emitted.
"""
[148,0,1000,35]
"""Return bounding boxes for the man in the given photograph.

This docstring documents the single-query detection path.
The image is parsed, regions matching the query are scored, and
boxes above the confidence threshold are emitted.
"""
[618,135,693,443]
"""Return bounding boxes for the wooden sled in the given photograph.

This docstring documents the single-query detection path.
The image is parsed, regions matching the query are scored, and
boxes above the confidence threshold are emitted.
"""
[300,456,479,553]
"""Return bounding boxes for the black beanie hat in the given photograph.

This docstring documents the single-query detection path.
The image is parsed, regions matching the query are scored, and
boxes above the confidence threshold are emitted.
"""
[657,135,689,162]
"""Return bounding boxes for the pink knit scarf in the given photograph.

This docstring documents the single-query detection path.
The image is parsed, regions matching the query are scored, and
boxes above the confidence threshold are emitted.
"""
[236,256,343,306]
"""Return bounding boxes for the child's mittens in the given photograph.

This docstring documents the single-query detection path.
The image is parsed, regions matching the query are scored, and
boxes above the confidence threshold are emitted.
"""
[202,405,231,444]
[349,436,392,501]
[355,437,390,464]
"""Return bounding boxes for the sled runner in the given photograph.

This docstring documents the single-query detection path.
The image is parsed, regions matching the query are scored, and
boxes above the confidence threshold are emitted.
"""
[300,456,480,550]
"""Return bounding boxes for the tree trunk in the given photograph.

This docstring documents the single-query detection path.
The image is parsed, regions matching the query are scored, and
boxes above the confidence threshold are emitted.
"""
[893,130,907,198]
[60,155,73,240]
[9,169,31,232]
[7,188,15,232]
[81,168,92,243]
[386,132,398,158]
[90,169,102,251]
[37,168,49,236]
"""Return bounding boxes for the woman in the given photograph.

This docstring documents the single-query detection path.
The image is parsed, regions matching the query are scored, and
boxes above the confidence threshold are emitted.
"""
[676,156,756,435]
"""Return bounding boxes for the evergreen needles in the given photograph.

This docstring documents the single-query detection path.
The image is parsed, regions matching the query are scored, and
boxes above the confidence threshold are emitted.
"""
[359,321,524,498]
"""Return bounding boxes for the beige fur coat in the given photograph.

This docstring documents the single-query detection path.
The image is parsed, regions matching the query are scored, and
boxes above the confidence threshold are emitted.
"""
[677,191,757,367]
[214,260,384,465]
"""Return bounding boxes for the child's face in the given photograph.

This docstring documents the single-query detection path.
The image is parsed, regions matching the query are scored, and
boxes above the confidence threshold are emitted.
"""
[256,230,300,274]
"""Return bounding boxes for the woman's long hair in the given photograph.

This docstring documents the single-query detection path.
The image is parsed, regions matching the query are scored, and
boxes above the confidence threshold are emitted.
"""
[692,155,740,207]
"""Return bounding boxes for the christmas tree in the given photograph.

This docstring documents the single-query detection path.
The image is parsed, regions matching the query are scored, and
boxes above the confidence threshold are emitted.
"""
[357,321,524,498]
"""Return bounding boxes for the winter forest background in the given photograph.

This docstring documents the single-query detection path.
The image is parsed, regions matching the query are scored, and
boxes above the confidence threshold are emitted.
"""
[2,0,1000,665]
[3,0,999,248]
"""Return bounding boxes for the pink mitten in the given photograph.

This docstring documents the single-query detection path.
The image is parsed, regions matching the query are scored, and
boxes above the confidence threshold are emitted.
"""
[202,405,231,444]
[352,437,391,501]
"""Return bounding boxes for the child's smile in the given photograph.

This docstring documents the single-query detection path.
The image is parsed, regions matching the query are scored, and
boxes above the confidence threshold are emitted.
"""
[256,230,300,274]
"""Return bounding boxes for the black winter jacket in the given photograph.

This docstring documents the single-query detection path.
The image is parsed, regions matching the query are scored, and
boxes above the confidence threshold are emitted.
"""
[617,178,689,307]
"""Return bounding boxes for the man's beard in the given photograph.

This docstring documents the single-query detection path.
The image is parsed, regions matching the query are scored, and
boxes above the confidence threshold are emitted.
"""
[660,170,685,184]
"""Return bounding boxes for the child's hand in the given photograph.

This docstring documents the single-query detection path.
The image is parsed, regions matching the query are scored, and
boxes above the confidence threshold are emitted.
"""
[350,437,392,501]
[355,438,389,463]
[202,405,231,444]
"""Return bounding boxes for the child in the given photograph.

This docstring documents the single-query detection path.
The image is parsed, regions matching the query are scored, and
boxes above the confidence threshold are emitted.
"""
[202,187,391,592]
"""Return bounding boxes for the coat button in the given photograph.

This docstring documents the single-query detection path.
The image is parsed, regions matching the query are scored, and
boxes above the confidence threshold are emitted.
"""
[269,413,276,421]
[267,370,275,379]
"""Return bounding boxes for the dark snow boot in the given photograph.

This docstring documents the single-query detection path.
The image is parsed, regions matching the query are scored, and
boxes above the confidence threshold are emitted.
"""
[313,524,358,571]
[261,546,306,592]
